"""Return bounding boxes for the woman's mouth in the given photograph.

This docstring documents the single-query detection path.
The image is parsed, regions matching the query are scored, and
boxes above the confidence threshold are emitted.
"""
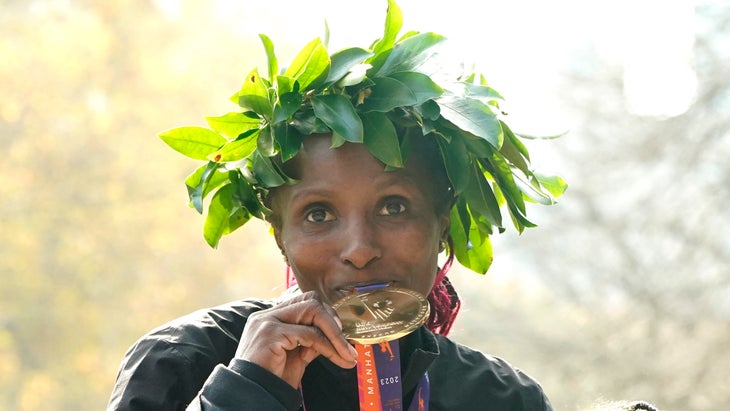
[335,280,396,296]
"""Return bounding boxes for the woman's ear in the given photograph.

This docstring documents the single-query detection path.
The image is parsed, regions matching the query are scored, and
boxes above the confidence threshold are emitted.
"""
[438,213,451,252]
[265,191,289,264]
[273,228,289,265]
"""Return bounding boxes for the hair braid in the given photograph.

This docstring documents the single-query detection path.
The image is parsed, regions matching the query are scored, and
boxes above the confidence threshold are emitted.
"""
[426,237,461,336]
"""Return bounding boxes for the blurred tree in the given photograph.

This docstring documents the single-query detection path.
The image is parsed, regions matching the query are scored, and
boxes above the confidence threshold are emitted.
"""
[0,2,281,409]
[453,2,730,410]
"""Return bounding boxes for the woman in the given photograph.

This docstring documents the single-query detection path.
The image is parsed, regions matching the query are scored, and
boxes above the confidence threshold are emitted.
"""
[109,2,563,409]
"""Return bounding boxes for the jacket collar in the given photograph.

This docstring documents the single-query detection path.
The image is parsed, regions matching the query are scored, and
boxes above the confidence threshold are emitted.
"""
[313,326,440,394]
[400,326,439,393]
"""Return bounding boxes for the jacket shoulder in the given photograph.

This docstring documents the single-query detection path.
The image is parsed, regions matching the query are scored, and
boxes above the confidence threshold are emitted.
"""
[108,299,273,410]
[429,335,553,411]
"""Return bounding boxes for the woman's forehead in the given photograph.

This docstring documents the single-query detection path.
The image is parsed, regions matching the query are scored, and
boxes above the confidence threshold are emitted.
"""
[275,135,437,205]
[288,133,433,179]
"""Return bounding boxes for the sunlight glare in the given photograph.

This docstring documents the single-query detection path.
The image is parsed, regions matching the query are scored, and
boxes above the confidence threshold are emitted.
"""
[622,0,697,117]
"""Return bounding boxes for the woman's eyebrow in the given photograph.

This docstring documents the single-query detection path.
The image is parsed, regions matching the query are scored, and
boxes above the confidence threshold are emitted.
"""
[371,171,420,188]
[378,178,425,198]
[287,173,423,206]
[287,188,336,204]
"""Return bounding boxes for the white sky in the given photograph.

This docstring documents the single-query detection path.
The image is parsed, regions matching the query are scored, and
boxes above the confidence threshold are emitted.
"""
[154,0,698,122]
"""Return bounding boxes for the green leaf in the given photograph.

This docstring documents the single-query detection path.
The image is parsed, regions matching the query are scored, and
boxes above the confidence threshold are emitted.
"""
[251,151,287,187]
[420,118,437,136]
[465,83,505,101]
[284,38,330,90]
[185,165,231,211]
[396,30,420,42]
[205,112,261,139]
[231,171,264,219]
[463,224,493,274]
[460,131,493,158]
[491,181,506,207]
[326,47,374,84]
[514,174,554,205]
[238,68,273,117]
[291,109,330,135]
[207,129,259,162]
[386,105,420,129]
[311,94,363,142]
[389,72,443,104]
[452,198,471,242]
[463,162,502,228]
[323,19,330,48]
[227,207,251,235]
[187,162,221,214]
[450,204,493,274]
[436,94,503,148]
[500,120,530,161]
[534,172,568,198]
[483,151,526,215]
[498,122,531,175]
[367,48,392,77]
[418,100,440,121]
[272,122,303,162]
[276,75,296,95]
[259,34,278,83]
[330,132,346,148]
[204,183,237,248]
[361,111,402,168]
[507,205,537,232]
[373,32,446,77]
[372,0,403,55]
[159,126,227,160]
[449,205,469,262]
[435,133,470,195]
[229,90,240,105]
[257,125,275,157]
[360,76,416,112]
[472,211,497,236]
[481,154,536,232]
[272,91,303,124]
[515,130,569,140]
[462,71,477,83]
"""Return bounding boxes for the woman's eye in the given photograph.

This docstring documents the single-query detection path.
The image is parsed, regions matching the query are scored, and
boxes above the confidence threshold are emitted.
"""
[379,201,406,216]
[305,208,333,223]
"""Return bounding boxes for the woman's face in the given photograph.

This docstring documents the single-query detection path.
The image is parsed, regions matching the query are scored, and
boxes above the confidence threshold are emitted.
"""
[270,134,450,306]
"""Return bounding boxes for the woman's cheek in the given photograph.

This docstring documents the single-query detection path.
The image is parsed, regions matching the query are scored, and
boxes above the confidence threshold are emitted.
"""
[284,238,330,288]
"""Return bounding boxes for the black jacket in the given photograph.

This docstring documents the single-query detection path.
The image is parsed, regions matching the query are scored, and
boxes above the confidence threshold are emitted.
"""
[109,299,553,410]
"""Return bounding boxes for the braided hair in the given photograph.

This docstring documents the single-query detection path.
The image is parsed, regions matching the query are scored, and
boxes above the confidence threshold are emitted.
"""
[426,237,460,335]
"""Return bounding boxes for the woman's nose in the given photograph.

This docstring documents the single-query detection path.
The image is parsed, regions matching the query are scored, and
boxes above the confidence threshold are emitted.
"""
[340,218,381,269]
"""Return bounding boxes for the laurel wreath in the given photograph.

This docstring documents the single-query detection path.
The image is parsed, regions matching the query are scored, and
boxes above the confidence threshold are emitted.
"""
[159,0,567,274]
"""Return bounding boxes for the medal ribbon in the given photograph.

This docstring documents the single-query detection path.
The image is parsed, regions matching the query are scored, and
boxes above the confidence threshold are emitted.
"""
[355,341,429,411]
[353,283,430,411]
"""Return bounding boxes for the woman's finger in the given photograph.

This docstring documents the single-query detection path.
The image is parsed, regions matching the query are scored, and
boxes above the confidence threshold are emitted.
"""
[271,298,358,366]
[237,293,357,371]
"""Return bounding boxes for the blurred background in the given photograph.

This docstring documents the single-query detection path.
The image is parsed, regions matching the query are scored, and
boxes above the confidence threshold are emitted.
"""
[1,0,728,409]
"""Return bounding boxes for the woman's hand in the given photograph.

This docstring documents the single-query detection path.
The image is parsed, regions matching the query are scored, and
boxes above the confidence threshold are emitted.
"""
[235,290,358,388]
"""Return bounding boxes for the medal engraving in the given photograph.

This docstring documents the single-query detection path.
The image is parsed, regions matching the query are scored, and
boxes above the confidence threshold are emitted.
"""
[333,287,430,344]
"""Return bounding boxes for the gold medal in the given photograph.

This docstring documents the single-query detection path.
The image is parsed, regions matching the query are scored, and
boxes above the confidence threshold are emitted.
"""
[332,287,430,345]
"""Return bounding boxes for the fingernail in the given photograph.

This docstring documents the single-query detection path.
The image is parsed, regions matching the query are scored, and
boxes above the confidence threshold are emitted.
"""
[334,316,343,330]
[349,344,358,358]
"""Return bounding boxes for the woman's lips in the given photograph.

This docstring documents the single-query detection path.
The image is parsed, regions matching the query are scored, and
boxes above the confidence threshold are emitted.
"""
[335,280,396,295]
